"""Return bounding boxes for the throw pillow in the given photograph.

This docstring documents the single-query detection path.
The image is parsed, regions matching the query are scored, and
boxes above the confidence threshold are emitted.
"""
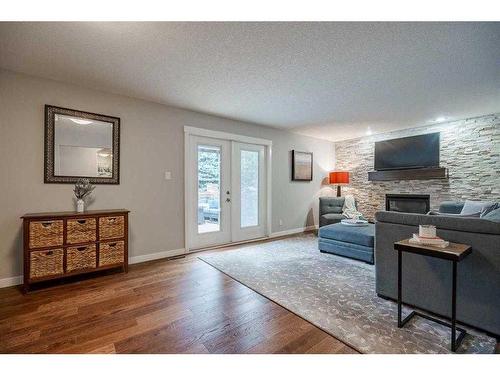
[481,207,500,223]
[480,202,500,217]
[460,200,495,216]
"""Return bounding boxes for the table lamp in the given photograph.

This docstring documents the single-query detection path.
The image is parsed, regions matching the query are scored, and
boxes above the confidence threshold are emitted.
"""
[329,171,350,197]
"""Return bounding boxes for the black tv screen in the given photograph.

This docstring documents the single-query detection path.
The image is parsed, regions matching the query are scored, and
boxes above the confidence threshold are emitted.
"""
[374,133,440,171]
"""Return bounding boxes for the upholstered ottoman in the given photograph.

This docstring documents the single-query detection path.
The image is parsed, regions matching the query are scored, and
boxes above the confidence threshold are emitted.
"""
[318,223,375,264]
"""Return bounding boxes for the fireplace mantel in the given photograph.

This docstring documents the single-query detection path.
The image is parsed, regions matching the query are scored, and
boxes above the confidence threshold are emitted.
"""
[368,167,448,181]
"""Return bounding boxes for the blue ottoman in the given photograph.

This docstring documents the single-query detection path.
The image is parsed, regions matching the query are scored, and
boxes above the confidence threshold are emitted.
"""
[318,223,375,264]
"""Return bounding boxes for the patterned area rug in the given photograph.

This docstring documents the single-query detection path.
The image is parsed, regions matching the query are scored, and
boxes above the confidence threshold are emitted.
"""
[199,234,496,354]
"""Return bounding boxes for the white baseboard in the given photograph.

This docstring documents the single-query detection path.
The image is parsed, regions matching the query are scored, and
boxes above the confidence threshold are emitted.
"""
[128,248,186,264]
[269,225,318,238]
[0,275,23,288]
[0,248,187,289]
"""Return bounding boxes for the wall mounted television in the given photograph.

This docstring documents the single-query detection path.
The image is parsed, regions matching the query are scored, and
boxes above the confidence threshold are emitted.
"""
[374,132,440,171]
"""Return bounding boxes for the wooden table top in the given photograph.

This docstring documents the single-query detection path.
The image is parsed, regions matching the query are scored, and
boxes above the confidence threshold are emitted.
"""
[394,239,472,261]
[22,209,130,219]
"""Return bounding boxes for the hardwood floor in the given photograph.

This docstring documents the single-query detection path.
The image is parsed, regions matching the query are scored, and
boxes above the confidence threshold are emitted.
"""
[0,240,357,354]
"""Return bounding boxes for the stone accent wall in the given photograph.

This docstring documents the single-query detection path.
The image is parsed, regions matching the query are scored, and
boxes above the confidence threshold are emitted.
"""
[335,114,500,220]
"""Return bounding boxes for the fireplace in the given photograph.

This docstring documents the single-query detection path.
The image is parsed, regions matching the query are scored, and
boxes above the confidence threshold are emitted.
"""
[385,194,430,214]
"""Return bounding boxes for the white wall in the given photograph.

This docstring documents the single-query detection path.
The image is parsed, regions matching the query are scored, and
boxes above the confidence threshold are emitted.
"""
[0,69,335,281]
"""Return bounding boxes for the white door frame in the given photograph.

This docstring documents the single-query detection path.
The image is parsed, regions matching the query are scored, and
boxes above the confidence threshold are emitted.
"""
[184,126,273,251]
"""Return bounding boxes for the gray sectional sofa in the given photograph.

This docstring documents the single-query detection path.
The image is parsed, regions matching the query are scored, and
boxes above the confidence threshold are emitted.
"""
[375,203,500,336]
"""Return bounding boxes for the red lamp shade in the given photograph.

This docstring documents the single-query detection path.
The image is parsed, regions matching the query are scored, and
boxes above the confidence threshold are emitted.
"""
[329,171,350,184]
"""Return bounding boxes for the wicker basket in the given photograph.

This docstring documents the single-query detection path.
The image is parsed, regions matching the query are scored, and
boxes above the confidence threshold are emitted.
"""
[99,216,125,240]
[29,220,64,249]
[99,241,124,267]
[67,218,96,244]
[67,244,97,272]
[29,249,64,279]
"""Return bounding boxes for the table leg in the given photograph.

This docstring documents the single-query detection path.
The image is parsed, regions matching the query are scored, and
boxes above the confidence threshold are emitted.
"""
[398,249,402,327]
[451,260,457,352]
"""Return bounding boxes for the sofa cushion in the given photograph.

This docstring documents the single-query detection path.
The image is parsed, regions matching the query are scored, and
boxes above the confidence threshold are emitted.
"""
[375,211,500,235]
[321,213,344,221]
[460,200,495,216]
[319,223,375,247]
[482,207,500,223]
[439,201,465,214]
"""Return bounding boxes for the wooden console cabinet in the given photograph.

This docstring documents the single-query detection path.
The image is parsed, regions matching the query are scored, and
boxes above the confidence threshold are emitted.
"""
[22,209,129,292]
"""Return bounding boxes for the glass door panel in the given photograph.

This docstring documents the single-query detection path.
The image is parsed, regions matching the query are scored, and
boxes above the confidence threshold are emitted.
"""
[197,145,221,234]
[232,142,266,242]
[240,150,259,228]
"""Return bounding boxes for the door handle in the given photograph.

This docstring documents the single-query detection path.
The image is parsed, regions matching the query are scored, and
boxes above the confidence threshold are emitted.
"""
[226,198,231,202]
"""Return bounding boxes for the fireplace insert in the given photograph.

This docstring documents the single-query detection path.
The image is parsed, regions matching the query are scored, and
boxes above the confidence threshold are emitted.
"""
[385,194,430,214]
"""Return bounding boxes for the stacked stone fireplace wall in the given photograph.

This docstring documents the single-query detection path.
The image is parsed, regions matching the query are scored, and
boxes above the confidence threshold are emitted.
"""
[334,113,500,221]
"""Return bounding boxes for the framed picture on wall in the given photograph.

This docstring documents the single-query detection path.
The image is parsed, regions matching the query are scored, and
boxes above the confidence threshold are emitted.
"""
[291,150,313,181]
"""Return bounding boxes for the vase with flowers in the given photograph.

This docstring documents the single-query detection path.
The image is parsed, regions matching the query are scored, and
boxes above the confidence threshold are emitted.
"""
[73,178,95,213]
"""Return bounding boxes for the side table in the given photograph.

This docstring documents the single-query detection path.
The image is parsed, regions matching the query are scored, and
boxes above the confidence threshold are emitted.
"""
[394,239,472,352]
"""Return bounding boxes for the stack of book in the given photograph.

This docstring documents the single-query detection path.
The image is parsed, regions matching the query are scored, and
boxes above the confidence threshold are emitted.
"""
[409,233,449,248]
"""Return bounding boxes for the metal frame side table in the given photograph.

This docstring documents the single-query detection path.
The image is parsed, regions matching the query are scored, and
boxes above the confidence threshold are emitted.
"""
[394,239,472,352]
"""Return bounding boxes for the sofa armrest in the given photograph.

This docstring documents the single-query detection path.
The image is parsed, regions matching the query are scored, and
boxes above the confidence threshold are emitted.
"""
[375,211,500,235]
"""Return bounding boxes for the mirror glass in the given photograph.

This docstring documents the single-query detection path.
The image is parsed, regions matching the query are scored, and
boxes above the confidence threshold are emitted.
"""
[54,114,114,178]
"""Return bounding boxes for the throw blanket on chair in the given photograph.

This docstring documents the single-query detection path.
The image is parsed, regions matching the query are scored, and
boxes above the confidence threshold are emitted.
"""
[342,195,364,220]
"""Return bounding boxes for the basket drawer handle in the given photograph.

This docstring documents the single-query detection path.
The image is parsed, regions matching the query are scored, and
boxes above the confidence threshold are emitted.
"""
[77,219,87,225]
[45,250,54,256]
[107,218,117,223]
[76,246,87,251]
[108,243,117,247]
[41,221,54,228]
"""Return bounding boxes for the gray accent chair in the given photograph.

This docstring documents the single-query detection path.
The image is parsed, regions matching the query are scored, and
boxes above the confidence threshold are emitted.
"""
[319,197,359,227]
[319,197,345,227]
[375,202,500,336]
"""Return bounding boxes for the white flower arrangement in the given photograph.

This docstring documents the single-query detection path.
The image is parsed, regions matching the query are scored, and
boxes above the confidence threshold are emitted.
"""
[73,178,95,200]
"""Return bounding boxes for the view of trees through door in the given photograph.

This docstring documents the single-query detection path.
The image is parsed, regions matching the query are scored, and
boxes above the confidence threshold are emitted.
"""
[197,145,221,234]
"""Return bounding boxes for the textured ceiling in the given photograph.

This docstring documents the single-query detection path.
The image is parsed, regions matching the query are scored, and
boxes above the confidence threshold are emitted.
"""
[1,22,499,141]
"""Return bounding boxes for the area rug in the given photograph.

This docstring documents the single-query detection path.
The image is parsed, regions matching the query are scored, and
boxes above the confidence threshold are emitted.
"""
[199,234,496,354]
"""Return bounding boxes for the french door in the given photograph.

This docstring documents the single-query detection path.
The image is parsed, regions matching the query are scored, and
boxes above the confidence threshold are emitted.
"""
[186,135,267,250]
